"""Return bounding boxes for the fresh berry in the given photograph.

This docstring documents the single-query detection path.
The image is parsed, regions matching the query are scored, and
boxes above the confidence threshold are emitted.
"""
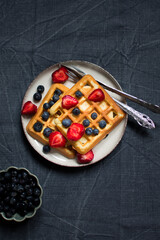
[33,92,42,101]
[75,90,82,98]
[33,122,43,132]
[67,123,85,141]
[88,89,105,102]
[91,112,97,119]
[34,187,41,197]
[54,89,62,96]
[85,127,93,135]
[52,66,68,83]
[62,95,78,109]
[93,129,99,135]
[99,120,107,128]
[49,100,54,107]
[77,150,94,163]
[21,101,37,115]
[62,118,72,128]
[72,108,80,115]
[43,102,50,110]
[43,145,51,153]
[43,127,52,137]
[42,111,49,121]
[37,85,45,93]
[83,119,90,127]
[52,94,59,102]
[49,131,66,148]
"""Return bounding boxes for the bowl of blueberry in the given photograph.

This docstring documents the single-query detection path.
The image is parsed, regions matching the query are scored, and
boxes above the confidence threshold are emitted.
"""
[0,166,43,222]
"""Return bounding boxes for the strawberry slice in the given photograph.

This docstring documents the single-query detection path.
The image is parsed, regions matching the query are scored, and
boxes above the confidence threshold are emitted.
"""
[62,95,78,109]
[49,131,66,148]
[88,89,105,102]
[21,101,37,115]
[52,66,68,83]
[77,150,94,163]
[67,123,85,141]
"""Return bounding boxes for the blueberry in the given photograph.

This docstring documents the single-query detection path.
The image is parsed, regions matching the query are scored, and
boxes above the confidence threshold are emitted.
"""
[5,211,13,218]
[33,122,43,132]
[52,94,59,102]
[17,184,24,193]
[49,100,54,107]
[11,191,17,197]
[75,90,82,98]
[37,85,45,93]
[10,197,17,206]
[72,108,80,115]
[93,129,99,135]
[34,198,40,207]
[33,92,42,101]
[91,112,97,119]
[11,177,19,184]
[99,120,107,129]
[26,195,34,202]
[43,128,52,137]
[34,187,41,197]
[85,127,93,135]
[54,89,62,96]
[0,186,4,196]
[83,119,90,127]
[19,192,26,200]
[0,203,4,212]
[42,111,49,121]
[21,171,28,180]
[62,118,72,128]
[4,172,11,181]
[43,145,51,154]
[27,201,34,211]
[26,188,33,196]
[43,102,50,110]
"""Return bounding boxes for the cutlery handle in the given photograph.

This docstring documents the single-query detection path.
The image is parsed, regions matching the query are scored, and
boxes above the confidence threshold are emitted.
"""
[114,98,155,129]
[99,82,160,114]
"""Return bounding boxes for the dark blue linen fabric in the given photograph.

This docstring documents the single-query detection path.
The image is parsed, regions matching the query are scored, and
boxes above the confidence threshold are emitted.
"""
[0,0,160,239]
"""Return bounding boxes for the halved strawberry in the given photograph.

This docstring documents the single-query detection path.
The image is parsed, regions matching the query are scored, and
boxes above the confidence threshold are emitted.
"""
[67,123,85,141]
[88,89,105,102]
[52,66,68,83]
[49,131,66,148]
[21,101,37,115]
[77,150,94,163]
[62,95,78,109]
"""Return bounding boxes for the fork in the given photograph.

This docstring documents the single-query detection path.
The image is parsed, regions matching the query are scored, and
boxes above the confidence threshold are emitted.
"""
[61,64,155,129]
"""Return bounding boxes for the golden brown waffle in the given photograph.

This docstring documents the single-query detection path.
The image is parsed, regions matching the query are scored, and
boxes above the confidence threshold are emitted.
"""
[50,75,126,154]
[26,84,76,159]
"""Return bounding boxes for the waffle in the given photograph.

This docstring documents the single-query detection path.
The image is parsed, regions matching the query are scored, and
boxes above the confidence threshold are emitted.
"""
[50,75,125,154]
[26,84,76,159]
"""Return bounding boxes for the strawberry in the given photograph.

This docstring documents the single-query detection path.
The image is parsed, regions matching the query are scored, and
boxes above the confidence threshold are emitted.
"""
[62,95,78,109]
[67,123,85,141]
[52,66,68,83]
[49,131,66,148]
[77,150,94,163]
[21,101,37,115]
[88,88,105,102]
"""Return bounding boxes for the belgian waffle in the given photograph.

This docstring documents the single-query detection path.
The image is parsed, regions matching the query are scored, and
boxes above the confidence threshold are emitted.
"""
[26,84,75,159]
[50,75,126,154]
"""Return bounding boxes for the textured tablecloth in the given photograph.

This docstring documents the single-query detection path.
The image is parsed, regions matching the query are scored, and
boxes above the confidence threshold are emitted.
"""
[0,0,160,239]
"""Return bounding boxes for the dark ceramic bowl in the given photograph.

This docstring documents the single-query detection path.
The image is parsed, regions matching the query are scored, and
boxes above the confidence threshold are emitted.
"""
[0,166,43,222]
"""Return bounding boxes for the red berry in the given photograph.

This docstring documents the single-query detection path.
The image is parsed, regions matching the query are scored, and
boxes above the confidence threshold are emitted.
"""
[49,131,66,148]
[67,123,85,141]
[52,66,68,83]
[88,89,105,102]
[21,101,37,115]
[62,95,78,109]
[77,150,94,163]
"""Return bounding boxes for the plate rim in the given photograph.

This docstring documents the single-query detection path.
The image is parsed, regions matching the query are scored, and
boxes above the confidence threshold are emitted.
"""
[21,60,128,167]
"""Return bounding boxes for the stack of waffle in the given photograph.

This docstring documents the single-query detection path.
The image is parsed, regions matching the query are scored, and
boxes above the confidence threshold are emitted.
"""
[27,75,125,158]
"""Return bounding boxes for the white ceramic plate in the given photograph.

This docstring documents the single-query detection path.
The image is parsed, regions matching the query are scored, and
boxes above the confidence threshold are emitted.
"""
[21,60,128,167]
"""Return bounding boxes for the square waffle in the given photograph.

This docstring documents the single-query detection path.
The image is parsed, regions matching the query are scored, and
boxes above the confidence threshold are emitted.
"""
[50,75,126,154]
[26,84,75,159]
